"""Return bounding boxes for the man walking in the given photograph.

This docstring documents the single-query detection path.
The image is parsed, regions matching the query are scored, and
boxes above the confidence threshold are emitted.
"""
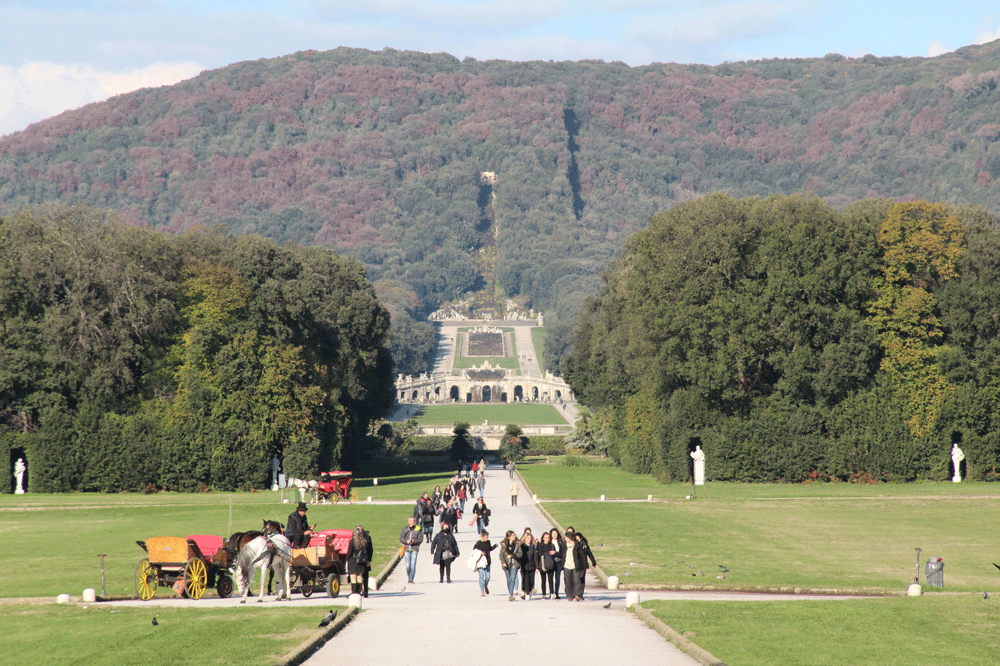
[399,516,422,584]
[510,478,519,507]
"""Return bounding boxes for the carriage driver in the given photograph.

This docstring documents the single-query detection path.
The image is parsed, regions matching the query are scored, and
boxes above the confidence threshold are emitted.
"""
[285,502,314,548]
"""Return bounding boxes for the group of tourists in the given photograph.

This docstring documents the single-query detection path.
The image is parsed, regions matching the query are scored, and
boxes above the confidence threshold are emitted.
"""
[401,466,598,601]
[485,525,596,601]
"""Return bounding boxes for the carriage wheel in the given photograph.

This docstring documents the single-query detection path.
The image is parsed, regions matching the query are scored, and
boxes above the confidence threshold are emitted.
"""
[326,573,341,598]
[182,557,208,600]
[216,574,234,599]
[134,558,156,601]
[331,493,340,504]
[349,490,359,504]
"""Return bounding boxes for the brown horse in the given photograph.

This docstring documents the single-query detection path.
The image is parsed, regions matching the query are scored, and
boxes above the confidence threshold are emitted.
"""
[226,520,283,593]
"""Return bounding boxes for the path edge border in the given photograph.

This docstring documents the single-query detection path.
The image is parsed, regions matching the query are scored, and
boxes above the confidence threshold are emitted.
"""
[274,606,359,666]
[630,604,727,666]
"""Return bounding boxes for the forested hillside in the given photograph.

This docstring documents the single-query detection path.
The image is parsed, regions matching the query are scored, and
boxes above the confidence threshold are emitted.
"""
[2,44,1000,372]
[565,195,1000,483]
[0,205,394,492]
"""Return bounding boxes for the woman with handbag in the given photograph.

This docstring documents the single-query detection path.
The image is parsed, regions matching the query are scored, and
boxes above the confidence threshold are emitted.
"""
[499,530,523,601]
[472,530,497,596]
[536,531,557,599]
[430,522,459,583]
[519,531,538,600]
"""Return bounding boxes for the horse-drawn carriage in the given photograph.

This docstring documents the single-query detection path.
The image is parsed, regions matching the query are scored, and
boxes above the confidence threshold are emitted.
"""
[316,471,358,503]
[134,535,233,600]
[289,528,352,597]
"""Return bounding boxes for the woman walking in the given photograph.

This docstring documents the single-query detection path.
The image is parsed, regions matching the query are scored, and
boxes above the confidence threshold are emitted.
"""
[430,523,459,583]
[469,496,490,534]
[431,484,443,512]
[439,497,459,534]
[536,531,557,599]
[472,530,497,596]
[548,528,564,599]
[570,530,597,601]
[562,529,577,601]
[499,530,523,601]
[346,525,371,597]
[519,530,538,600]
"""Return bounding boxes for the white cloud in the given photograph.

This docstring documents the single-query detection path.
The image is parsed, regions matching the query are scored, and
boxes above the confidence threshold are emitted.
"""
[926,41,951,57]
[975,22,1000,45]
[628,1,805,47]
[0,61,204,138]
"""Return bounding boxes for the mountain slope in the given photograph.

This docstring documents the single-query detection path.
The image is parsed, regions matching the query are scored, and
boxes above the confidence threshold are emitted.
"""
[2,44,1000,371]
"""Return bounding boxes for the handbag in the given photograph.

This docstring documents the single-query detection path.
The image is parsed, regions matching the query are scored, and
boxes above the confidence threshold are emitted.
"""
[442,547,455,561]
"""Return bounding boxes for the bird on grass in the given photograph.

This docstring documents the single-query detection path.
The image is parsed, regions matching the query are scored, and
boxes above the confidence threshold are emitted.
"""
[603,602,612,609]
[151,617,158,626]
[982,592,989,599]
[319,610,337,628]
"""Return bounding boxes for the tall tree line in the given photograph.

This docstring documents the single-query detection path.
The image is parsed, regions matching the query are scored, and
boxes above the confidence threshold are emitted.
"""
[0,204,394,492]
[565,194,1000,482]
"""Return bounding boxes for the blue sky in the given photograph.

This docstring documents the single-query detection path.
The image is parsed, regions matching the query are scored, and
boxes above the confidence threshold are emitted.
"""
[1,1,998,137]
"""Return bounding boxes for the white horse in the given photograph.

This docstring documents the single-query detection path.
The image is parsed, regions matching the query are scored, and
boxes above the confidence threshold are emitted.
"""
[235,533,292,603]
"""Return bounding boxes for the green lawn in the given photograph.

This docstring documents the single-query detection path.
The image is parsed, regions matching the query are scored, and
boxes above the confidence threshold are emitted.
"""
[453,328,519,371]
[642,595,996,666]
[409,403,568,425]
[520,460,1000,594]
[530,326,547,370]
[0,494,416,599]
[1,604,329,666]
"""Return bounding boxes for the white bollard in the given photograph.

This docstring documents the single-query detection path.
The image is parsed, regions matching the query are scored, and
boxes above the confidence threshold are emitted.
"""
[348,593,363,609]
[907,583,922,596]
[367,496,373,503]
[607,575,619,590]
[82,588,97,602]
[282,498,289,503]
[532,494,537,502]
[647,494,653,501]
[625,591,640,608]
[600,494,605,501]
[57,594,70,604]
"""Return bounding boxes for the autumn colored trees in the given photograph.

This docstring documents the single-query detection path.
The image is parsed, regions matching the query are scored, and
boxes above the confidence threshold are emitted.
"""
[565,195,1000,483]
[0,205,394,492]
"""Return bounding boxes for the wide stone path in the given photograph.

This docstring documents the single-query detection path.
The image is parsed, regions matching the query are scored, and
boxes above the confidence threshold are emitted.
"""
[304,466,702,666]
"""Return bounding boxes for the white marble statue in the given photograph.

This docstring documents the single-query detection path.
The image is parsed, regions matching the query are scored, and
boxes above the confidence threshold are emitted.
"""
[271,455,280,491]
[690,446,705,486]
[14,458,25,494]
[951,444,965,483]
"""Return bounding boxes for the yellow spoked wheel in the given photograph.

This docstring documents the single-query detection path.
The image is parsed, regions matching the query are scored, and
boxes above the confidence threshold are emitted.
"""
[326,573,341,598]
[331,493,340,504]
[134,558,156,600]
[349,490,359,504]
[182,557,208,600]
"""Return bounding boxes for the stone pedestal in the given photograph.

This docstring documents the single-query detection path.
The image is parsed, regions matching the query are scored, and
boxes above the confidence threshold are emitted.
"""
[348,593,363,609]
[907,583,922,596]
[607,575,619,590]
[82,588,97,602]
[625,591,640,608]
[57,594,70,604]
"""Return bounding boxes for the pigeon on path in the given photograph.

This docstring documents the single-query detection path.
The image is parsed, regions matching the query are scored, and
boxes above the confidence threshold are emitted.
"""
[603,602,612,609]
[319,610,337,628]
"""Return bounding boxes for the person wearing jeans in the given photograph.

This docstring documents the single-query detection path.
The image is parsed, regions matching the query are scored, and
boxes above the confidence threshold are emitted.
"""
[399,516,422,584]
[499,530,522,601]
[473,530,497,596]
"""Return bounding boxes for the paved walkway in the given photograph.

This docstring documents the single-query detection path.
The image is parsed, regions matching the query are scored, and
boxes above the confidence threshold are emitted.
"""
[304,466,703,665]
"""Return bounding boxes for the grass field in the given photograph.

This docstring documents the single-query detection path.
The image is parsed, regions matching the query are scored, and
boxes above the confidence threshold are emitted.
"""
[1,604,327,666]
[520,459,1000,594]
[0,494,417,599]
[409,403,568,425]
[452,328,520,371]
[530,326,547,370]
[642,595,997,666]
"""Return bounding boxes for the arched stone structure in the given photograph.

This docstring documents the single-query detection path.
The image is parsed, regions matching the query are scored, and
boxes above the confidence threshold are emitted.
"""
[395,364,575,406]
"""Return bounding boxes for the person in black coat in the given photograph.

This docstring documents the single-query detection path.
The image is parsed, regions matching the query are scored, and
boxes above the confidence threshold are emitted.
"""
[570,531,597,601]
[548,528,565,599]
[438,497,459,533]
[430,523,460,583]
[519,532,538,599]
[284,502,313,547]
